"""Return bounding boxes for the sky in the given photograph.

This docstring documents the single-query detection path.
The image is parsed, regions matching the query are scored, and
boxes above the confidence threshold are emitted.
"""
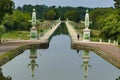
[13,0,115,8]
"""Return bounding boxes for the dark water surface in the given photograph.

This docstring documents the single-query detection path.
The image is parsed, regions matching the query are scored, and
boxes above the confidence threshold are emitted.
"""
[1,24,120,80]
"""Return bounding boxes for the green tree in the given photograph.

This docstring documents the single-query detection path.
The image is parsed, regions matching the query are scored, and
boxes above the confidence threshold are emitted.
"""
[3,10,31,31]
[100,13,120,42]
[46,9,57,20]
[0,0,14,24]
[18,4,89,21]
[90,8,114,29]
[0,25,5,43]
[64,10,80,22]
[114,0,120,9]
[34,5,48,19]
[17,4,48,20]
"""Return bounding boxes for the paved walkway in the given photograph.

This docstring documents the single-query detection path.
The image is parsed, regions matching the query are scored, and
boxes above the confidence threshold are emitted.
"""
[39,21,61,42]
[0,21,61,55]
[0,41,41,54]
[65,21,120,65]
[65,21,78,43]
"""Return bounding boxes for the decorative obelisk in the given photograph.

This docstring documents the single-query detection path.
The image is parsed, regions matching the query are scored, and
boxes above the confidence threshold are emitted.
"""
[83,10,92,42]
[29,9,38,40]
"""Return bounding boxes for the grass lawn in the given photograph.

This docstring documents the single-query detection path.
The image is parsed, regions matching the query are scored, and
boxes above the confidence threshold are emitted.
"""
[2,31,30,40]
[91,29,100,37]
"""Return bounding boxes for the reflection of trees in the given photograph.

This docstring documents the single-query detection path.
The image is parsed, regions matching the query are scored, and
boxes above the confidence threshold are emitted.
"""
[116,76,120,80]
[49,23,68,40]
[0,68,12,80]
[54,23,68,35]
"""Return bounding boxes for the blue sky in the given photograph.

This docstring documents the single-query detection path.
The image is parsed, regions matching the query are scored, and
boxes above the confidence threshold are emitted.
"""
[13,0,114,8]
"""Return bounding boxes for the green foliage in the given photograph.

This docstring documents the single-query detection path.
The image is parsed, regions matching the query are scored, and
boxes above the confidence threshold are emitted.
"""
[100,11,120,42]
[17,4,48,19]
[114,0,120,9]
[0,25,5,36]
[42,7,59,20]
[64,10,80,22]
[3,10,31,31]
[90,8,114,29]
[17,5,89,21]
[2,31,30,40]
[91,29,100,37]
[0,72,12,80]
[90,8,120,43]
[90,37,100,42]
[0,25,5,43]
[46,9,57,20]
[0,0,14,24]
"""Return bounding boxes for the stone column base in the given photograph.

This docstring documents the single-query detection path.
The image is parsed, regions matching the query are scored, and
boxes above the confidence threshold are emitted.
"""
[83,28,91,42]
[30,26,38,40]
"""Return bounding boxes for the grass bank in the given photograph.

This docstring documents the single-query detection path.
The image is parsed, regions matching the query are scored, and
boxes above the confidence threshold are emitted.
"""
[2,31,30,40]
[0,45,27,66]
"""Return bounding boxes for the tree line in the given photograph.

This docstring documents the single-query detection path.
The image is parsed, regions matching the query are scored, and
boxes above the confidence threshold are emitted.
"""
[1,4,90,31]
[17,5,88,22]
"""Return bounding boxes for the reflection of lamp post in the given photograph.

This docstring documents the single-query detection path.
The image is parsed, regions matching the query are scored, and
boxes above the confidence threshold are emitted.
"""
[28,48,39,77]
[81,50,91,80]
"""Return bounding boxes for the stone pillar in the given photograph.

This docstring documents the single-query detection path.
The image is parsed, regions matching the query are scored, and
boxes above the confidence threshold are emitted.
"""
[99,38,102,43]
[30,26,37,40]
[66,18,68,22]
[59,17,61,21]
[108,39,111,43]
[83,28,91,42]
[113,40,116,44]
[116,41,118,45]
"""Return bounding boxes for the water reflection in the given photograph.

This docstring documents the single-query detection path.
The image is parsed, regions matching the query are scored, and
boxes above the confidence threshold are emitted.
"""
[48,23,68,41]
[81,50,91,80]
[116,76,120,80]
[0,67,12,80]
[28,48,38,77]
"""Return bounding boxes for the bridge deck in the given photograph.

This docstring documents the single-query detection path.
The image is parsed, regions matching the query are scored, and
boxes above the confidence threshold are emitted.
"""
[65,21,78,43]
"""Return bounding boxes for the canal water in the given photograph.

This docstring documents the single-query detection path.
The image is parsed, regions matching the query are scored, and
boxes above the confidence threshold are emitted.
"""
[1,24,120,80]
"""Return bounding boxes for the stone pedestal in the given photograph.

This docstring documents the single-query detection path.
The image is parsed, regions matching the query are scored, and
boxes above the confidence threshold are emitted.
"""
[83,28,91,42]
[30,26,37,40]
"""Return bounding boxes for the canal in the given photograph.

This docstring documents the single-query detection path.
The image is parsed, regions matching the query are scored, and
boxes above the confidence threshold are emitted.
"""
[1,23,120,80]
